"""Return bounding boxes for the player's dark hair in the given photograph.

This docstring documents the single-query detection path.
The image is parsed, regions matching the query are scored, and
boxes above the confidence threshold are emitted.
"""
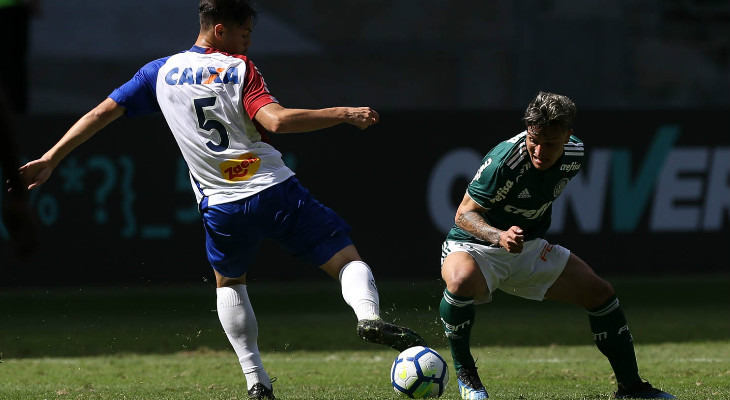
[522,91,576,131]
[199,0,257,29]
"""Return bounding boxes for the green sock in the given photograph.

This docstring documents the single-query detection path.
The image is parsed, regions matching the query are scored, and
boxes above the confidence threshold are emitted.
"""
[439,289,476,372]
[587,295,641,387]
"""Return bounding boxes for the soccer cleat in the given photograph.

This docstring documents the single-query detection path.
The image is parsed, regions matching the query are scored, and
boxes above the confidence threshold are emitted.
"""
[248,382,275,400]
[614,381,676,399]
[457,366,489,400]
[356,318,428,352]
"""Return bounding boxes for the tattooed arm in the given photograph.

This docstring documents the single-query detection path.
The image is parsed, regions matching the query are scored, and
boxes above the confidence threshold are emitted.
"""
[454,193,524,253]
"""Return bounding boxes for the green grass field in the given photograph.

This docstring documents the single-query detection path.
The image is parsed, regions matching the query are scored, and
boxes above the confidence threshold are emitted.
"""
[1,275,729,399]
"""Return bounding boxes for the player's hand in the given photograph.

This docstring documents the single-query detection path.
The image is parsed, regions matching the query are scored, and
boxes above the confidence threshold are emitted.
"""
[17,157,54,190]
[499,226,524,253]
[346,107,379,130]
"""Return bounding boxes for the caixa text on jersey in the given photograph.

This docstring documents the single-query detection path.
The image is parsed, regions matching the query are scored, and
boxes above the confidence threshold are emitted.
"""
[164,66,240,85]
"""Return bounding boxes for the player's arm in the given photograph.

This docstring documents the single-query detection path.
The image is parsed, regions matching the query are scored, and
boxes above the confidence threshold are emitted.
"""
[252,102,378,133]
[19,97,125,190]
[454,193,524,253]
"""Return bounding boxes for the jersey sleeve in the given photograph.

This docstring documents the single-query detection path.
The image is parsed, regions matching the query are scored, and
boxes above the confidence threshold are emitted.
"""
[466,154,503,209]
[241,59,278,119]
[108,57,169,117]
[563,135,585,179]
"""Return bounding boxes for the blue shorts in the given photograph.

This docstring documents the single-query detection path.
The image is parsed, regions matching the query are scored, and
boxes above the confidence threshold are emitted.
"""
[201,177,353,278]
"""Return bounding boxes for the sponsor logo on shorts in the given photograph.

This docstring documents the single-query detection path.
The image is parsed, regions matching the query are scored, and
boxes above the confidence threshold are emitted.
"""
[539,243,554,261]
[219,153,261,181]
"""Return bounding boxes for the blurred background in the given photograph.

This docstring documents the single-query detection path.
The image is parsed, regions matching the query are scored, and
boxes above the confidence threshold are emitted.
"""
[25,0,730,112]
[1,0,728,286]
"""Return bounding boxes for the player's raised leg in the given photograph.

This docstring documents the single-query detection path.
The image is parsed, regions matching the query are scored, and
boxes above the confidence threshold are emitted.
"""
[321,245,427,352]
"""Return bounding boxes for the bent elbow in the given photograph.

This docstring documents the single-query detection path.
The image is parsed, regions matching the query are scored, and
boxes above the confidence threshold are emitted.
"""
[266,120,285,134]
[454,210,464,226]
[259,115,286,134]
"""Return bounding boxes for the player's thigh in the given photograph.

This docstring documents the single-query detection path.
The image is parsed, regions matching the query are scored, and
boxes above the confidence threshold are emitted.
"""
[441,250,488,299]
[202,201,260,278]
[214,269,247,288]
[274,178,354,270]
[544,252,615,308]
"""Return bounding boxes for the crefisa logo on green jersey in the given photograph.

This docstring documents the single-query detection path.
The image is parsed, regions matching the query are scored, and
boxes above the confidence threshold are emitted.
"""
[490,179,513,203]
[559,162,581,172]
[504,201,552,220]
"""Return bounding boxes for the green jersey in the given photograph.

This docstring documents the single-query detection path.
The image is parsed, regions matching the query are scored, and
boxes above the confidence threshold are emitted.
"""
[446,131,584,244]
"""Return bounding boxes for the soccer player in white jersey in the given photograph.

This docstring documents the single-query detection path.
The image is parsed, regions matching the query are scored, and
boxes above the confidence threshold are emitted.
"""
[18,1,426,398]
[439,91,675,400]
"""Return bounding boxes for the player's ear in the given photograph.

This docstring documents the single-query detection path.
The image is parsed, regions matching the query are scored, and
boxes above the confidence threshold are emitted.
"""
[564,129,573,143]
[214,23,225,38]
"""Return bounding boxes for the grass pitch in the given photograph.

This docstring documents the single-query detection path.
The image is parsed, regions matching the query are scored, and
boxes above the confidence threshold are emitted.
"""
[1,275,729,399]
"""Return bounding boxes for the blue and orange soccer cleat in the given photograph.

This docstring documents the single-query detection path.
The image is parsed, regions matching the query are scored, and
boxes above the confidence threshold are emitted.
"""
[457,366,489,399]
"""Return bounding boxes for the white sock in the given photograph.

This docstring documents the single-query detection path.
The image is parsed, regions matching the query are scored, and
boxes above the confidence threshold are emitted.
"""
[339,261,380,320]
[216,284,271,390]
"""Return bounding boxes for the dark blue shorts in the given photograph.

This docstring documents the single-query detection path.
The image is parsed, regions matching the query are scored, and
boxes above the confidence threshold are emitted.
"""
[201,177,353,278]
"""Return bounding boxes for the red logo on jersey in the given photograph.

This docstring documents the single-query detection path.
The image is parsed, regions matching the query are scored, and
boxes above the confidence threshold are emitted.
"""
[219,153,261,182]
[539,243,554,261]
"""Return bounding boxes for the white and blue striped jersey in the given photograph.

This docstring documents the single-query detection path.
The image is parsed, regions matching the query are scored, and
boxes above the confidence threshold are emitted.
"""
[109,45,294,206]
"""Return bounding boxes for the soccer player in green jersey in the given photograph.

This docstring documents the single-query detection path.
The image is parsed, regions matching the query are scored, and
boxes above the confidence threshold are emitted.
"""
[439,91,675,400]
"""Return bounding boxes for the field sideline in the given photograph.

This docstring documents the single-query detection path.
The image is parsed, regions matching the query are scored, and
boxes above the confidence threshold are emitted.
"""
[1,275,729,399]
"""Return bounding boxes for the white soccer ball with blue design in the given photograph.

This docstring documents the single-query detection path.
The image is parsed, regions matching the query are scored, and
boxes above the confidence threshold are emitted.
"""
[391,346,449,398]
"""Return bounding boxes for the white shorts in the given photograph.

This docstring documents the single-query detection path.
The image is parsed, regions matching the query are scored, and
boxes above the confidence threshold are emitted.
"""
[441,239,570,304]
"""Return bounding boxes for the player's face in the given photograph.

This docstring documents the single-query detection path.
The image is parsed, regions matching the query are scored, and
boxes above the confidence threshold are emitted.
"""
[219,18,253,55]
[525,126,571,170]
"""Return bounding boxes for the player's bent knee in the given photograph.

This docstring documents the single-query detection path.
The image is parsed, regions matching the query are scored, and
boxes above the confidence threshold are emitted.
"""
[582,277,616,308]
[595,278,616,300]
[442,259,485,298]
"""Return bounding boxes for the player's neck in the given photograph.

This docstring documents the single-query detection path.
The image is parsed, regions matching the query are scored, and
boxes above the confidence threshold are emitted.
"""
[194,34,215,49]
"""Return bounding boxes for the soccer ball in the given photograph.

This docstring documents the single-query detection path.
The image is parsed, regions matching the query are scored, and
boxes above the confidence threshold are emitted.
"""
[390,346,449,398]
